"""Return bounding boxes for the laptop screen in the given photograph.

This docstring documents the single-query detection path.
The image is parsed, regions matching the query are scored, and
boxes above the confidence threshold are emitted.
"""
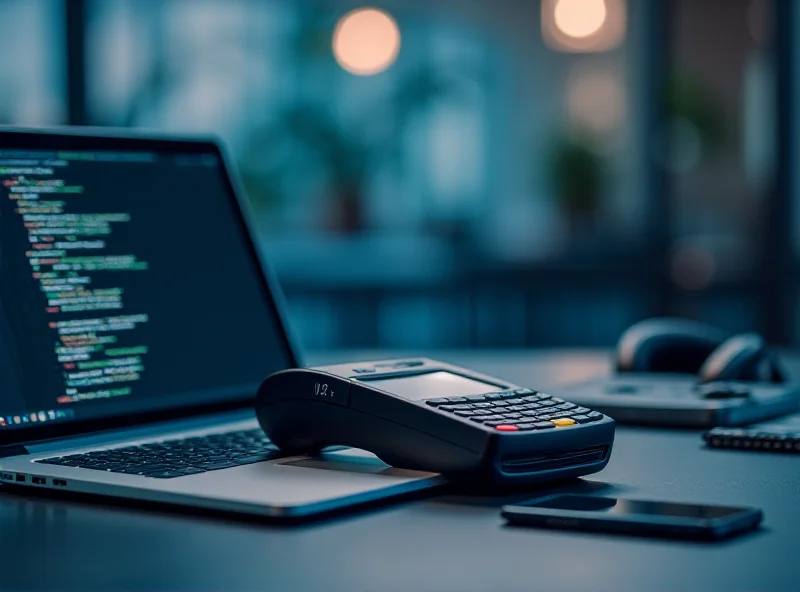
[0,132,296,442]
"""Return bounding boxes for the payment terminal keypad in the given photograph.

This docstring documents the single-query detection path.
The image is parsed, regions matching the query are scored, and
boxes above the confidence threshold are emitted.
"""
[425,389,605,432]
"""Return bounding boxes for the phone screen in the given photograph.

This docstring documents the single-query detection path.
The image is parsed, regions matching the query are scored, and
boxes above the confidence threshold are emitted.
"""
[522,495,746,519]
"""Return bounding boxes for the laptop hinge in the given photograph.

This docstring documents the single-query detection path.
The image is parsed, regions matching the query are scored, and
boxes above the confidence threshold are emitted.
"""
[0,445,28,459]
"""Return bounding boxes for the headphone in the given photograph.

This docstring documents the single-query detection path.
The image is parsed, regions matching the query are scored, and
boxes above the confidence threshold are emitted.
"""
[615,318,787,384]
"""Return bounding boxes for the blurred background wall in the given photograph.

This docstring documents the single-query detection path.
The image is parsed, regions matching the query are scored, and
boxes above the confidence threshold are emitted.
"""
[1,0,796,353]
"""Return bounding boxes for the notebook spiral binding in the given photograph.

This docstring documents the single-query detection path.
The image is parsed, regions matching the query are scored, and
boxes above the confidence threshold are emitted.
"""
[703,429,800,453]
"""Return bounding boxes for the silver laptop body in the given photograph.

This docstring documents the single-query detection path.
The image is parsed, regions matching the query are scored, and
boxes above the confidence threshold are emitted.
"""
[0,127,442,519]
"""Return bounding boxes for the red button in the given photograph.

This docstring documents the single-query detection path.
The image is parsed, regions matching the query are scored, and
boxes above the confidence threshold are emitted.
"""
[495,425,519,432]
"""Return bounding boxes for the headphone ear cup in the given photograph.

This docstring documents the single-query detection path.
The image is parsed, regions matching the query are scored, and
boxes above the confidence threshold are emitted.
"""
[616,318,728,374]
[766,352,790,382]
[698,333,779,382]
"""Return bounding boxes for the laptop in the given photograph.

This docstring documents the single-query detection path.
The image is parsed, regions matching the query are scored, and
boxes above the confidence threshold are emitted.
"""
[0,127,442,518]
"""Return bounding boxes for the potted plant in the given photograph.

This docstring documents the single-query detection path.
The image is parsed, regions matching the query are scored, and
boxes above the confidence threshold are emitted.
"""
[545,130,606,237]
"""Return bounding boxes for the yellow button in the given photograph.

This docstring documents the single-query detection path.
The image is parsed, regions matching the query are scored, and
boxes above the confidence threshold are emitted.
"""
[551,418,576,427]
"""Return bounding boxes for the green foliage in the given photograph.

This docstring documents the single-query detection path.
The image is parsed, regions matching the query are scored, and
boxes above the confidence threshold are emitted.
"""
[542,67,725,220]
[240,68,469,216]
[236,1,475,222]
[665,70,726,154]
[545,132,605,217]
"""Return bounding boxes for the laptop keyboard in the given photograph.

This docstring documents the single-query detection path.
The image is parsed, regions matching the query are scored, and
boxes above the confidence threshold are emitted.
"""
[35,428,285,479]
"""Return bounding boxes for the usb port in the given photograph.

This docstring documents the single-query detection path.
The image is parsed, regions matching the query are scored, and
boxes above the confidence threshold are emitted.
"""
[0,472,13,481]
[15,473,26,483]
[32,476,46,485]
[53,479,67,487]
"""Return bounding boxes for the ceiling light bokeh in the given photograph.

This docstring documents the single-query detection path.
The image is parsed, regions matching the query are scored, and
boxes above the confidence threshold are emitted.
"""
[333,8,401,76]
[671,245,717,291]
[554,0,607,39]
[542,0,626,53]
[567,67,625,134]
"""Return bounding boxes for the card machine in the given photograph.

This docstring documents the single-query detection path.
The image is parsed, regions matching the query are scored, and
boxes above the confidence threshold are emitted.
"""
[255,358,615,487]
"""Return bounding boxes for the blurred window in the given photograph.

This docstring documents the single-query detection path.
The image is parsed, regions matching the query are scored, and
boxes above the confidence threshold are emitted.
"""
[0,0,791,349]
[0,0,65,125]
[665,0,774,332]
[82,0,653,349]
[86,0,720,347]
[85,0,644,250]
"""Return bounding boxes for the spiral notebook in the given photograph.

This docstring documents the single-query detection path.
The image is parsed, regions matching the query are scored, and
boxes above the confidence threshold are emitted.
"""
[704,413,800,453]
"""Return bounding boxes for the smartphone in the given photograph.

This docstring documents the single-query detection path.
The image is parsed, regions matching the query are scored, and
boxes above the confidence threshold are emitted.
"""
[501,494,763,540]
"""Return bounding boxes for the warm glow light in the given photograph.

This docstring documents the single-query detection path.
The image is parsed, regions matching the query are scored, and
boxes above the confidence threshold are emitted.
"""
[542,0,625,53]
[333,8,400,76]
[671,246,716,291]
[554,0,607,39]
[567,68,624,133]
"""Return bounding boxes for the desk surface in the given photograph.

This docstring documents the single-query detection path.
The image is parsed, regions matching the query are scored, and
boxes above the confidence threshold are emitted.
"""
[2,350,798,592]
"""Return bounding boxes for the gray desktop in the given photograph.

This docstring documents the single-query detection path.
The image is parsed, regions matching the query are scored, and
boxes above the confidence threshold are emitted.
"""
[1,350,796,592]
